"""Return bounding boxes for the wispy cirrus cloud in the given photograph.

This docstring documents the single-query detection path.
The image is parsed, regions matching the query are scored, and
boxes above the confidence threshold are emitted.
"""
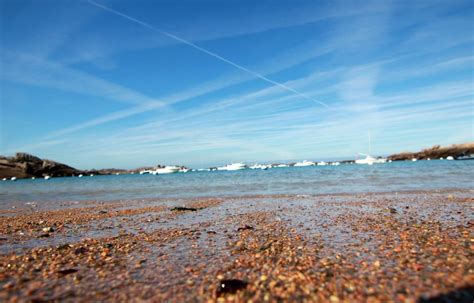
[1,51,167,106]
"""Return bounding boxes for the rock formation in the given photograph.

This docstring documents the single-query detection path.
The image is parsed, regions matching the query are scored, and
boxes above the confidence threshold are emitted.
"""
[388,142,474,161]
[0,153,80,179]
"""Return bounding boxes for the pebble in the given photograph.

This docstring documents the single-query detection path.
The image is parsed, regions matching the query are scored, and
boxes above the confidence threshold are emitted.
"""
[216,279,248,296]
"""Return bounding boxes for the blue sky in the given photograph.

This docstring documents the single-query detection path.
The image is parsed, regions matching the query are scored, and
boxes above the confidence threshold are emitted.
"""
[0,0,473,169]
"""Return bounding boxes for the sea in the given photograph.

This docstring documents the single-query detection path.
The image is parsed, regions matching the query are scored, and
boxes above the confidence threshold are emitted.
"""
[0,160,473,206]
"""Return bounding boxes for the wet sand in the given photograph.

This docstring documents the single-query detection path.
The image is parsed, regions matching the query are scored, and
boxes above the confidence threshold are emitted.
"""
[1,191,473,302]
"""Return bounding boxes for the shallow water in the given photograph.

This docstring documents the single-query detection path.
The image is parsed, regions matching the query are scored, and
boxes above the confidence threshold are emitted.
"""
[0,160,473,206]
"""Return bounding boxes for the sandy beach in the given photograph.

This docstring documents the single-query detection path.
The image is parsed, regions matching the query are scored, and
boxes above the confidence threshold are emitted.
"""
[1,190,472,302]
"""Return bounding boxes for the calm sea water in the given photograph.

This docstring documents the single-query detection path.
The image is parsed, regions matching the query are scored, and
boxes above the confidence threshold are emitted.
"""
[0,160,473,205]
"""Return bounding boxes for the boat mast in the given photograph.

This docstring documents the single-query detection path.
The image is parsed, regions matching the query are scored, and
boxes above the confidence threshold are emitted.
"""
[368,131,372,156]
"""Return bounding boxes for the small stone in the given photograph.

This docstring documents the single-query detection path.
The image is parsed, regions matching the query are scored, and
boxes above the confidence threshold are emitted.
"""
[216,279,248,296]
[74,247,88,255]
[237,225,254,232]
[57,268,78,275]
[171,206,198,212]
[2,281,14,289]
[42,227,54,233]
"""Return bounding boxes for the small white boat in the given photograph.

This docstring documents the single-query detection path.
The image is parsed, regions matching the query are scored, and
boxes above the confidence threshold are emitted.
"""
[446,156,454,160]
[217,163,246,171]
[317,161,327,166]
[456,153,474,160]
[2,178,6,181]
[90,174,94,177]
[440,157,444,160]
[11,177,17,181]
[139,170,152,175]
[249,164,270,170]
[427,158,431,161]
[331,162,340,166]
[412,158,417,162]
[44,176,51,180]
[78,174,83,178]
[276,164,289,168]
[153,166,180,174]
[294,160,315,167]
[31,177,35,180]
[178,167,190,173]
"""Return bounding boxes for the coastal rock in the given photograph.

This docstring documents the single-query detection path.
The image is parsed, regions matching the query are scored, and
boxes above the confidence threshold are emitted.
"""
[388,142,474,161]
[0,153,80,179]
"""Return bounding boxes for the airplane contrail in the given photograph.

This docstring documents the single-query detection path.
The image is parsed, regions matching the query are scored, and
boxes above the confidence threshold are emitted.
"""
[87,0,330,108]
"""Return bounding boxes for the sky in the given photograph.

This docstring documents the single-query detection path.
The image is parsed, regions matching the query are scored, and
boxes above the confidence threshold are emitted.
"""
[0,0,473,169]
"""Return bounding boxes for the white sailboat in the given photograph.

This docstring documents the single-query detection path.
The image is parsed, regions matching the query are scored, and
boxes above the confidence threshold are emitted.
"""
[355,132,387,165]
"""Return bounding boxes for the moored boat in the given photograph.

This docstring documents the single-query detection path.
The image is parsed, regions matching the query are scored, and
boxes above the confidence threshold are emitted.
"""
[294,160,315,167]
[217,163,246,171]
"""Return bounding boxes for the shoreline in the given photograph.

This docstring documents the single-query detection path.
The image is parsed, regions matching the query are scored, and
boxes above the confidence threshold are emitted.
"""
[1,191,473,302]
[1,187,473,211]
[2,142,473,180]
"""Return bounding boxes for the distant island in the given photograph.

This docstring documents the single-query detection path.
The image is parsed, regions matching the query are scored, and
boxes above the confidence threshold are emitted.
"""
[1,142,473,180]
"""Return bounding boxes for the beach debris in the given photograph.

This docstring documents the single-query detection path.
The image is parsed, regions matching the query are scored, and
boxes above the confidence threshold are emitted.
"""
[57,268,78,276]
[237,225,254,232]
[216,279,248,296]
[42,227,54,233]
[170,206,198,212]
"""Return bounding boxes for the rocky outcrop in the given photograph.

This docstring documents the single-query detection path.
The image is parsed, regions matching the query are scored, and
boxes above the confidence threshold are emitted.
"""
[388,142,474,161]
[0,153,80,179]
